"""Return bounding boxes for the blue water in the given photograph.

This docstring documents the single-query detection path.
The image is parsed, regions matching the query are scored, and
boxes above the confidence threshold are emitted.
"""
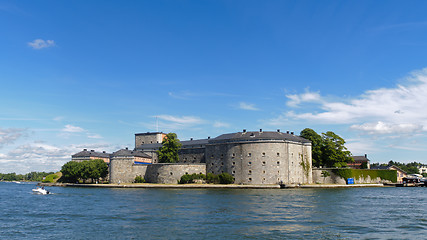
[1,182,426,239]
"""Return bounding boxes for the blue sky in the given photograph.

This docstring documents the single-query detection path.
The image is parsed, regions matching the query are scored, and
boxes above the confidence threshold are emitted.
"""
[2,0,427,173]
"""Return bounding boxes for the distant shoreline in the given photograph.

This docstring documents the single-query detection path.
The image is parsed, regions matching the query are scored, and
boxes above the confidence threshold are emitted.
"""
[38,182,385,189]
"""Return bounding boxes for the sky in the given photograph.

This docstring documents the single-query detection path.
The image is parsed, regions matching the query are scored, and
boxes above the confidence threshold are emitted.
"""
[2,0,427,173]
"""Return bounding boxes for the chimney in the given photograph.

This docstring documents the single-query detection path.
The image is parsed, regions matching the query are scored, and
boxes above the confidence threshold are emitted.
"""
[243,129,246,133]
[277,129,280,132]
[83,149,87,151]
[190,138,193,141]
[291,132,294,135]
[125,147,128,150]
[91,150,95,152]
[208,136,210,139]
[103,151,106,153]
[365,154,367,158]
[286,131,289,134]
[260,129,263,132]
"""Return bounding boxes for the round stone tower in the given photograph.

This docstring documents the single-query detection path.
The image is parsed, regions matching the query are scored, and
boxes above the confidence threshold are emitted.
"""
[205,129,312,185]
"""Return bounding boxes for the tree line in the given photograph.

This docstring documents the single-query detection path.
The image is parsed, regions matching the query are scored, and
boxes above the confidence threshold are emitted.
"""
[0,172,54,182]
[60,159,108,183]
[371,161,425,176]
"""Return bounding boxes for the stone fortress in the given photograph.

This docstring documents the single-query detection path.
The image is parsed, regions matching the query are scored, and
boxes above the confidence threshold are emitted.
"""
[72,129,313,185]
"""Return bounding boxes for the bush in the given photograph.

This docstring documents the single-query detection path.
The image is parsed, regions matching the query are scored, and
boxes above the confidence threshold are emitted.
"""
[179,173,206,184]
[179,172,234,184]
[42,174,59,183]
[206,173,219,184]
[134,175,145,183]
[218,173,234,184]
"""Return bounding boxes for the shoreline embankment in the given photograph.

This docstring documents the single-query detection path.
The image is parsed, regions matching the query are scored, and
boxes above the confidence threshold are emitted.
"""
[39,182,386,189]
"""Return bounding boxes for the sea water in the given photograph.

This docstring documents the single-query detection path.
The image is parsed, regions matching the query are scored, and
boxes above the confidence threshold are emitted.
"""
[0,182,426,239]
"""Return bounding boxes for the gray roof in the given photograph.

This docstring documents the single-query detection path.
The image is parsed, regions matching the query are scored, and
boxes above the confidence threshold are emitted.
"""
[370,165,407,173]
[137,143,162,150]
[135,132,164,136]
[72,149,111,158]
[209,131,311,144]
[136,139,209,150]
[112,148,152,158]
[352,156,370,162]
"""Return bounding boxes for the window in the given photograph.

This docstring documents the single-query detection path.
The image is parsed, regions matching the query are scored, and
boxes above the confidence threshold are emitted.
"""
[211,163,214,166]
[248,153,252,157]
[277,161,280,165]
[262,152,266,157]
[248,162,252,165]
[232,162,235,165]
[232,153,236,157]
[249,178,252,181]
[170,172,173,175]
[232,170,235,174]
[211,155,214,158]
[221,162,224,166]
[262,161,266,165]
[249,170,252,174]
[263,170,266,174]
[221,154,224,158]
[277,153,280,157]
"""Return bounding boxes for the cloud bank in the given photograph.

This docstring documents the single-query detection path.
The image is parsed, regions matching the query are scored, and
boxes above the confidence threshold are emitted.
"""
[284,68,427,136]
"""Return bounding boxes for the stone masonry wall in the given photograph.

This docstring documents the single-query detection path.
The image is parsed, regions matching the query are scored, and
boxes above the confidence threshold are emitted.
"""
[312,168,387,184]
[145,163,206,184]
[178,147,205,163]
[206,140,312,185]
[109,157,148,184]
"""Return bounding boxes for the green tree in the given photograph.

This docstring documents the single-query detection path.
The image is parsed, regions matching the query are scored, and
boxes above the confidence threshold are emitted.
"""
[60,159,108,183]
[60,161,82,183]
[300,128,323,167]
[321,131,352,168]
[157,133,182,163]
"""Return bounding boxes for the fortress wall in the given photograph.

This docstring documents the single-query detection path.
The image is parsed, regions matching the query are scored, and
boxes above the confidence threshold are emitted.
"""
[312,169,389,184]
[287,143,313,184]
[109,158,135,184]
[206,140,311,185]
[132,164,148,180]
[178,147,205,163]
[145,163,206,184]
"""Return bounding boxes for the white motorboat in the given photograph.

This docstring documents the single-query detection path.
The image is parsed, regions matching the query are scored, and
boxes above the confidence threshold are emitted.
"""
[32,187,50,195]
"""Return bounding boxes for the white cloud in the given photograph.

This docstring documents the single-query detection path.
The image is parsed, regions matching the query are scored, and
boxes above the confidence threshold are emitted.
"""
[238,102,259,111]
[0,128,26,148]
[152,115,205,131]
[156,115,204,125]
[62,124,85,133]
[284,68,427,135]
[0,142,118,174]
[213,121,230,128]
[0,142,73,173]
[286,90,323,107]
[28,39,55,49]
[88,134,103,139]
[351,121,423,135]
[53,116,64,121]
